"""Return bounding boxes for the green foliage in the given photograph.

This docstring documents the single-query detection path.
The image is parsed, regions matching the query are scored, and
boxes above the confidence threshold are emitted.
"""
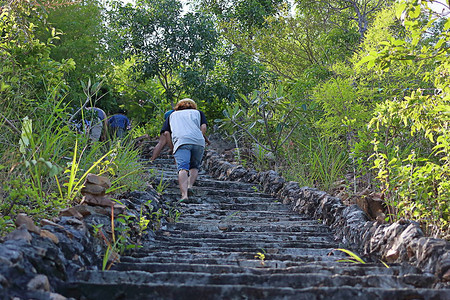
[198,0,285,30]
[181,51,273,105]
[334,248,366,264]
[359,1,450,238]
[282,137,348,191]
[1,88,75,220]
[148,169,170,195]
[0,1,75,120]
[218,85,304,167]
[296,0,392,41]
[1,95,147,238]
[0,215,14,235]
[254,250,266,266]
[109,0,219,104]
[107,56,168,125]
[313,76,372,142]
[37,0,108,102]
[58,140,111,203]
[213,0,362,81]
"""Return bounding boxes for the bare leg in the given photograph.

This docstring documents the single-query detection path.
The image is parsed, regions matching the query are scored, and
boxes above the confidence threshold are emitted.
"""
[188,168,199,189]
[151,133,167,161]
[178,169,189,199]
[164,131,174,154]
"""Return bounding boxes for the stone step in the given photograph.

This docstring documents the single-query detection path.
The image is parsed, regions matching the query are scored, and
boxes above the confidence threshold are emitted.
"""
[134,245,338,257]
[163,187,275,199]
[123,247,345,261]
[177,209,313,220]
[172,202,292,211]
[140,239,338,251]
[163,222,332,233]
[159,178,261,190]
[111,261,424,277]
[155,235,337,248]
[120,255,342,267]
[60,282,449,300]
[154,230,334,240]
[73,270,439,289]
[176,215,322,226]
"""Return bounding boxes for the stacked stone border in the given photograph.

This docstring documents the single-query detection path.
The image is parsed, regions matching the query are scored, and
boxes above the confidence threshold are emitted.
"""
[204,150,450,282]
[0,187,165,299]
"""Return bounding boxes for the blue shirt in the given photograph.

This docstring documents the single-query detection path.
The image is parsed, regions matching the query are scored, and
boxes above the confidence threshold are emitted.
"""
[87,107,106,120]
[164,110,175,120]
[108,114,130,129]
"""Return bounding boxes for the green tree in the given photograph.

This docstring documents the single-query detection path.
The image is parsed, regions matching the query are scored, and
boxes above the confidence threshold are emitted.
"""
[295,0,393,41]
[215,2,359,81]
[358,0,449,237]
[108,56,168,126]
[197,0,286,29]
[0,0,75,126]
[109,0,219,105]
[36,0,107,103]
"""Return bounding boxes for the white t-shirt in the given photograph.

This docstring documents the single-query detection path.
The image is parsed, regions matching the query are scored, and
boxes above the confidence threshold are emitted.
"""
[168,109,206,153]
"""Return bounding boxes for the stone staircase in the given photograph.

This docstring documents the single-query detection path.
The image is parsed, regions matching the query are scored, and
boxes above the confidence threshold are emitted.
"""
[60,155,449,299]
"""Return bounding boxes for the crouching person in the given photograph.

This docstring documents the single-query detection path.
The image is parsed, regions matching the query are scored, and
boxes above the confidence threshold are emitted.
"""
[161,99,208,200]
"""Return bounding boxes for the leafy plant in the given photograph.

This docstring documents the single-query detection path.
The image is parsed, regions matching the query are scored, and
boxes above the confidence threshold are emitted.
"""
[283,137,348,192]
[359,1,450,238]
[334,248,366,264]
[167,205,182,223]
[138,206,150,234]
[0,215,14,235]
[99,138,146,193]
[254,249,267,266]
[151,208,165,231]
[219,84,304,169]
[3,91,74,219]
[57,140,114,203]
[155,172,170,195]
[19,116,65,198]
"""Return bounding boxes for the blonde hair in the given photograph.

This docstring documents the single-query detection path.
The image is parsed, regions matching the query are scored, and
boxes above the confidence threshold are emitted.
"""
[175,98,197,110]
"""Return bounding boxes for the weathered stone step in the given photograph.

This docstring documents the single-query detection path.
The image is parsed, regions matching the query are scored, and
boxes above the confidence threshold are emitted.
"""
[122,249,345,264]
[142,238,337,250]
[162,196,280,206]
[176,216,322,226]
[60,281,450,300]
[169,198,285,208]
[174,202,291,211]
[149,176,261,191]
[156,230,334,240]
[135,245,337,257]
[164,222,332,233]
[148,167,206,174]
[120,256,341,268]
[177,215,322,225]
[178,209,312,220]
[72,270,439,289]
[164,188,275,199]
[111,261,424,277]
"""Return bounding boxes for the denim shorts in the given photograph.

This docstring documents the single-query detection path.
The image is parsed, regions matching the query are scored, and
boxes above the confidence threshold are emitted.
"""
[173,144,205,171]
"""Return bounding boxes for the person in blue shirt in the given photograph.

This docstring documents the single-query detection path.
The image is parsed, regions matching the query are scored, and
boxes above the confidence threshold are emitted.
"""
[108,110,130,139]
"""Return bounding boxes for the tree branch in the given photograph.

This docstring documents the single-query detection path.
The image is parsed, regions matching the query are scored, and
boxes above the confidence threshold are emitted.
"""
[229,118,272,152]
[0,112,20,134]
